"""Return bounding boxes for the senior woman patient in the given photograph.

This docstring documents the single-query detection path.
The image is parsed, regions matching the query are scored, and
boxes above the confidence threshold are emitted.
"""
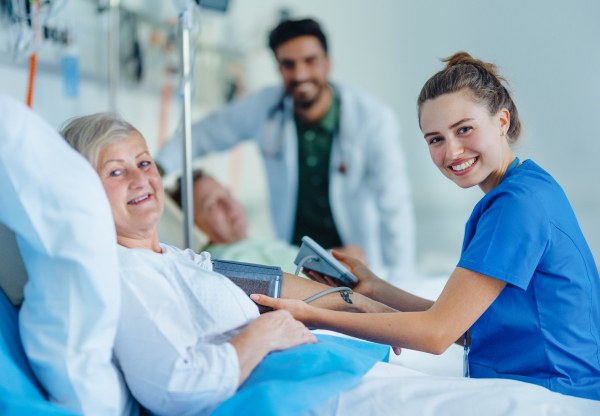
[59,114,395,416]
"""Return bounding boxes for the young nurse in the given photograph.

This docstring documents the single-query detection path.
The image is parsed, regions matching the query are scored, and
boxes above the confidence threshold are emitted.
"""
[253,52,600,400]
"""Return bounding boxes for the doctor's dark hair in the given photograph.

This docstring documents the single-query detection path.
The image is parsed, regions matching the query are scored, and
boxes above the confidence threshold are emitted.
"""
[268,18,328,55]
[169,169,206,209]
[417,52,522,143]
[59,113,139,168]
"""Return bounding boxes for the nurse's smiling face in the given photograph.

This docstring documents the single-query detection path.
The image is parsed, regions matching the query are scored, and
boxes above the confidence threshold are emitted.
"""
[420,91,513,194]
[96,131,164,242]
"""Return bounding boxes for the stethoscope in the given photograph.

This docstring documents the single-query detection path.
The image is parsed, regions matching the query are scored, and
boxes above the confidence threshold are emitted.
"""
[261,85,349,175]
[261,95,287,160]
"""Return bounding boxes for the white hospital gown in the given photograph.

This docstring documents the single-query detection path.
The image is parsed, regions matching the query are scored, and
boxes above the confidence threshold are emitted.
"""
[113,243,260,416]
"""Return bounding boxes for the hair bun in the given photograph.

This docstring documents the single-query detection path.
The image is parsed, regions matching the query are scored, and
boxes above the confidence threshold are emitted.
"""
[441,52,503,80]
[418,51,521,143]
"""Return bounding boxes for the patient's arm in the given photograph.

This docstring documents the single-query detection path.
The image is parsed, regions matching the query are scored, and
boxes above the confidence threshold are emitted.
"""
[281,272,396,313]
[255,267,507,355]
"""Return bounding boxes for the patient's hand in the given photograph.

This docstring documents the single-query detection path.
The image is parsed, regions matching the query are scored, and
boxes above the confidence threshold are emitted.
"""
[305,250,382,299]
[253,309,317,352]
[229,310,316,385]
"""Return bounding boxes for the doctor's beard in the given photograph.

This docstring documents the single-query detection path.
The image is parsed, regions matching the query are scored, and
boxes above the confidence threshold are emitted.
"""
[287,80,326,110]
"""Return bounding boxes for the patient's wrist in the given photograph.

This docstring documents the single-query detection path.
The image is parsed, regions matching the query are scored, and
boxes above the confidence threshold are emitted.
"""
[232,322,273,358]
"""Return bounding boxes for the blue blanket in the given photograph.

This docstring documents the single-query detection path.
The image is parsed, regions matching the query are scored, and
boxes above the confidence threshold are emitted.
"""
[0,291,76,416]
[212,334,390,416]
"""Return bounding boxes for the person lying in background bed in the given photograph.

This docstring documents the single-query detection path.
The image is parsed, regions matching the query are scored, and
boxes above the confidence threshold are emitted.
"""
[254,52,600,401]
[167,170,367,274]
[58,113,396,416]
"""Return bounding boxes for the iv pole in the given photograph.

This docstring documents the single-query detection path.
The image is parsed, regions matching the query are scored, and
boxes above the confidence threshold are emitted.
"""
[108,0,120,111]
[174,0,200,249]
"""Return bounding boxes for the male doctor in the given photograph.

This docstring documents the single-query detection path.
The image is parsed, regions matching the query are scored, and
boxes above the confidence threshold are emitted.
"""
[156,18,415,281]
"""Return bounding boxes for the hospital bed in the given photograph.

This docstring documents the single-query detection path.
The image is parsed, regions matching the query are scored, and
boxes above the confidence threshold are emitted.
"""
[0,101,597,414]
[2,225,599,416]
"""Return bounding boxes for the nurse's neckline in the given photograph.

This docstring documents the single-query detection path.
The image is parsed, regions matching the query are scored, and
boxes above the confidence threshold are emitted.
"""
[480,157,521,194]
[497,157,522,184]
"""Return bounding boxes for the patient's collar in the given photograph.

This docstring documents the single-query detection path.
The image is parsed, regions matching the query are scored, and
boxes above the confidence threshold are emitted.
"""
[117,233,162,253]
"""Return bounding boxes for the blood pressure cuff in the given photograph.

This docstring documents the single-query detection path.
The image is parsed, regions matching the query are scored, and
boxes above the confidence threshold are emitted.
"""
[211,259,283,314]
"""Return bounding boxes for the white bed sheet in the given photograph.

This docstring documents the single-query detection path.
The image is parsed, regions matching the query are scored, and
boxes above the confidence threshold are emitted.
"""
[305,362,600,415]
[318,274,464,378]
[308,275,600,414]
[389,274,463,377]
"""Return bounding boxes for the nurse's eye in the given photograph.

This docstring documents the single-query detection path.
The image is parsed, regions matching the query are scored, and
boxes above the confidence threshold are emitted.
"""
[139,161,152,169]
[457,126,472,135]
[429,136,443,145]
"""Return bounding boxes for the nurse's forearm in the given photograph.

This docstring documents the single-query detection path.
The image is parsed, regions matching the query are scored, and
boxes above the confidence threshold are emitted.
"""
[368,278,434,313]
[304,308,448,355]
[326,251,433,312]
[305,267,506,354]
[259,267,506,355]
[281,273,396,314]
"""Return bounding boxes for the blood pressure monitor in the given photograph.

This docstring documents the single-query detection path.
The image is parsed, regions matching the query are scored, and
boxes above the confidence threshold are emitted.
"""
[294,236,358,286]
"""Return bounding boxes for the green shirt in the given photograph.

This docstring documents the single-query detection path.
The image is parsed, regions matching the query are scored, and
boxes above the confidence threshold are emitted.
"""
[291,93,343,249]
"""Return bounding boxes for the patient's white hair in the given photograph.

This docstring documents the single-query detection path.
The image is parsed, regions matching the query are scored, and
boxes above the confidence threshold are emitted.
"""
[59,113,139,168]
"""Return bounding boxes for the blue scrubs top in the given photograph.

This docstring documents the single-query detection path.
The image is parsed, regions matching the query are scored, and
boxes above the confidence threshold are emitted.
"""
[457,159,600,400]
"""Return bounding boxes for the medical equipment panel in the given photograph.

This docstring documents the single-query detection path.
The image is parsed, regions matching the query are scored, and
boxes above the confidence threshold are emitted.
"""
[294,236,358,286]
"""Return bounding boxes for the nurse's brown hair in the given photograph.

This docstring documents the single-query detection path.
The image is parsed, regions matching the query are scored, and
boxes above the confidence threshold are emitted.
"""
[417,52,522,144]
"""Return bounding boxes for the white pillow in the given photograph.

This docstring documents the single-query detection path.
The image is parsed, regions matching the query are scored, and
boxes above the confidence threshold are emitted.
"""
[0,95,135,416]
[0,223,28,305]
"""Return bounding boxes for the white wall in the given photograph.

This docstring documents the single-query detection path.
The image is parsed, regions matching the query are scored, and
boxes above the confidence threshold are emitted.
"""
[1,0,598,273]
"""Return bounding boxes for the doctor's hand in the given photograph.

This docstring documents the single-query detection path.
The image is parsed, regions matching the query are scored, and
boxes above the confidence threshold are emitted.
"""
[304,250,383,299]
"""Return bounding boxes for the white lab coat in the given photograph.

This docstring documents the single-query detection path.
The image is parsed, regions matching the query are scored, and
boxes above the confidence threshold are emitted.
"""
[157,83,415,280]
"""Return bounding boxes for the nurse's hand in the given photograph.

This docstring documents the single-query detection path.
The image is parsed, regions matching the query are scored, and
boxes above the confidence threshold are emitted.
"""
[251,294,402,356]
[304,250,383,299]
[331,244,368,265]
[251,295,316,325]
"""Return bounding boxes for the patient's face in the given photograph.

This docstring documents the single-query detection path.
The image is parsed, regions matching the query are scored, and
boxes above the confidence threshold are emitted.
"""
[96,132,164,240]
[193,177,248,245]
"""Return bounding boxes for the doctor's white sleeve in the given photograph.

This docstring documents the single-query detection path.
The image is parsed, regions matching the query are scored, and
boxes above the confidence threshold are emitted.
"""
[155,88,277,174]
[368,107,416,281]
